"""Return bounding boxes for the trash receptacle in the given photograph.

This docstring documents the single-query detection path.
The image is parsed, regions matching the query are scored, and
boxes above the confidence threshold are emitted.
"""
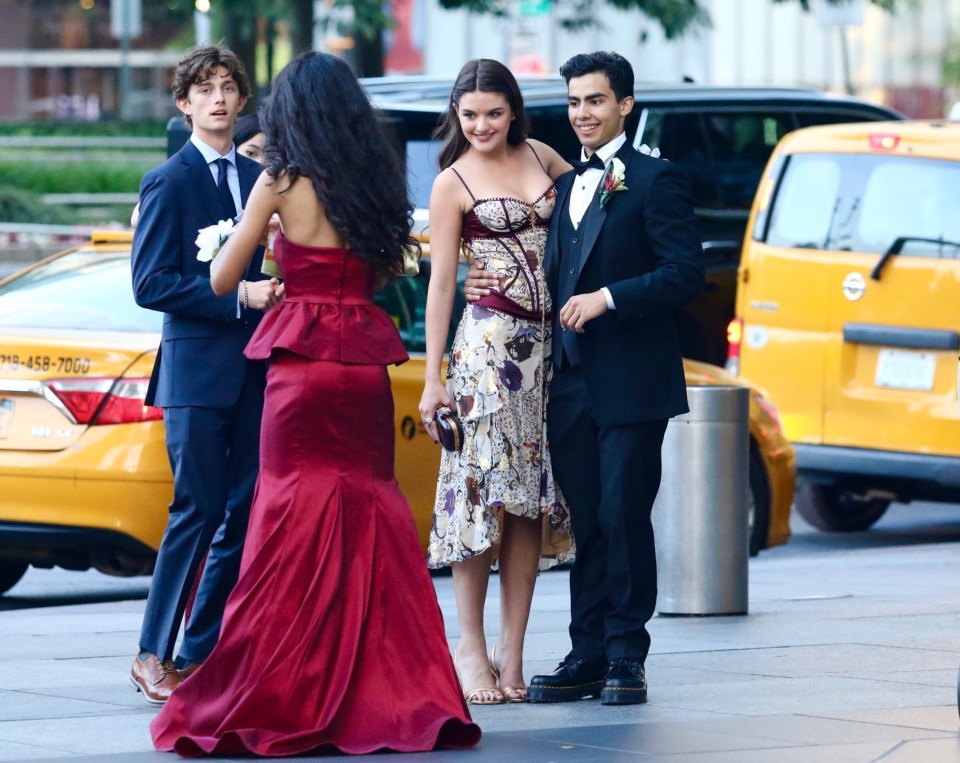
[653,385,750,616]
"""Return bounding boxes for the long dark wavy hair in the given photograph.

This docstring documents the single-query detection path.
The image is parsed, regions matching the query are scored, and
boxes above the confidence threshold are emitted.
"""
[434,59,531,171]
[259,52,416,277]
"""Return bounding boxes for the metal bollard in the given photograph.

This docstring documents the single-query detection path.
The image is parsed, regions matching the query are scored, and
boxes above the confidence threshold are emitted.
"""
[652,386,750,616]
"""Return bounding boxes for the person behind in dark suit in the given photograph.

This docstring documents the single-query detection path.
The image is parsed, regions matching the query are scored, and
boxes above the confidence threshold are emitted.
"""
[464,51,704,705]
[129,45,281,705]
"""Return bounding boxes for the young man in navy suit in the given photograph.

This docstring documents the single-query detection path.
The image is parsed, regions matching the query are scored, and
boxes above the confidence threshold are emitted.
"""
[466,52,704,705]
[129,45,280,705]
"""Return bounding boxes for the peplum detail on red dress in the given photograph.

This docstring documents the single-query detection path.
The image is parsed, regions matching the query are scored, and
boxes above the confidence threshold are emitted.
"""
[244,232,408,366]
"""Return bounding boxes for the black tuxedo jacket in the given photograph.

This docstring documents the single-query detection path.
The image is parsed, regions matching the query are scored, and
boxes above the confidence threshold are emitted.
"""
[131,141,266,408]
[545,141,705,426]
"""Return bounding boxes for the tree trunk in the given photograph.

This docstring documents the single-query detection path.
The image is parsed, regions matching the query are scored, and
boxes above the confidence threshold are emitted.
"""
[223,0,260,106]
[352,28,384,78]
[289,0,314,56]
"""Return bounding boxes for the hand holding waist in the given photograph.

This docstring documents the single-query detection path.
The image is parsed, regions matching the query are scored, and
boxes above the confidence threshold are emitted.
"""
[463,261,500,302]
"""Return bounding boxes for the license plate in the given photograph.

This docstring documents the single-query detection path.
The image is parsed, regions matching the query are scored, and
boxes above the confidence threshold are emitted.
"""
[0,399,12,439]
[874,349,936,391]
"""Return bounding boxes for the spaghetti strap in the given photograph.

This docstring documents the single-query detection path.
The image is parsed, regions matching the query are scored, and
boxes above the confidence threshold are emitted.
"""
[449,168,476,201]
[526,141,548,173]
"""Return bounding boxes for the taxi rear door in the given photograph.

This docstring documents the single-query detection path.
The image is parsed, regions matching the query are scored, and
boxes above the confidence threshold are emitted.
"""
[822,144,960,457]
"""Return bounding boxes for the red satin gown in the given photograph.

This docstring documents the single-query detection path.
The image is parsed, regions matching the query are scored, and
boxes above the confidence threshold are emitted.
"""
[151,233,480,757]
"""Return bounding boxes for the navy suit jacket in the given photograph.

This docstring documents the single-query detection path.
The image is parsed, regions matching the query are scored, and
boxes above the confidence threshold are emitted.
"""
[545,142,705,426]
[131,141,266,408]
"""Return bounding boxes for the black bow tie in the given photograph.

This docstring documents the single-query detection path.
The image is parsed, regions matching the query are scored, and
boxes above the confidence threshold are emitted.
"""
[573,154,605,175]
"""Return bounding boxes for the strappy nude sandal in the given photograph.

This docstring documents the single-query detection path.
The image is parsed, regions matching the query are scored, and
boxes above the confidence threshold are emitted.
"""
[490,644,527,703]
[454,645,504,705]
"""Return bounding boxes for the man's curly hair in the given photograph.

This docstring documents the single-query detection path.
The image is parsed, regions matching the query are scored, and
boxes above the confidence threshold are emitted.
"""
[172,45,250,127]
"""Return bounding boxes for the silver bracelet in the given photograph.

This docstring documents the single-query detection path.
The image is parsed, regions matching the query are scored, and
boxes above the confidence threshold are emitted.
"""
[241,280,249,310]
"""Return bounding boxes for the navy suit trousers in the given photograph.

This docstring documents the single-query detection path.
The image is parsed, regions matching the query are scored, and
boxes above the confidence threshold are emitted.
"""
[138,362,264,663]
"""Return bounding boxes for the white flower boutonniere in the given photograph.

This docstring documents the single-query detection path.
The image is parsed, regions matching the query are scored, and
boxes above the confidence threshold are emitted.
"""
[195,218,236,262]
[599,157,628,209]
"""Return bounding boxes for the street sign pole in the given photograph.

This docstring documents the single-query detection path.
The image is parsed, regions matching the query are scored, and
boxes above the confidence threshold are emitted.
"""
[111,0,143,120]
[818,0,864,96]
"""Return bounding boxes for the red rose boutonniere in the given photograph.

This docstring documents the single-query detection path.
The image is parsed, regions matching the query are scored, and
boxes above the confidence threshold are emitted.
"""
[599,157,628,209]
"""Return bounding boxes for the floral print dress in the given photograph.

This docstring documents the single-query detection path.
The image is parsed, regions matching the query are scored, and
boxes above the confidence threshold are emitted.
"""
[427,150,571,569]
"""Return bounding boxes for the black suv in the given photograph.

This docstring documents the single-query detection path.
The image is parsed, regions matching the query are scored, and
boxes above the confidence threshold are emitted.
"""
[365,77,902,366]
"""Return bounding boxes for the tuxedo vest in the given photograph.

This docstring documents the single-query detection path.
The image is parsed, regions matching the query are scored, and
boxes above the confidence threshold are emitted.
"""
[554,205,585,367]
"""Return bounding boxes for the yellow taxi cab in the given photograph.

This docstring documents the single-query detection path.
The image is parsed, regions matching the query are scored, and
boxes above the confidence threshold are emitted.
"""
[0,231,794,595]
[727,120,960,532]
[0,231,170,594]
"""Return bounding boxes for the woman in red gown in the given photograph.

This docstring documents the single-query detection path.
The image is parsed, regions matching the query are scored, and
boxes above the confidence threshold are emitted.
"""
[150,52,480,757]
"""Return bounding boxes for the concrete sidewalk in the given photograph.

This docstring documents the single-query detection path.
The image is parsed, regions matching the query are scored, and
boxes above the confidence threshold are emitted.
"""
[1,533,959,762]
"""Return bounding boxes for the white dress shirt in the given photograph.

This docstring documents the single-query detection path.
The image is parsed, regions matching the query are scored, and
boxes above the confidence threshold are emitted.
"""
[567,132,627,310]
[190,134,241,214]
[568,131,627,229]
[190,134,245,315]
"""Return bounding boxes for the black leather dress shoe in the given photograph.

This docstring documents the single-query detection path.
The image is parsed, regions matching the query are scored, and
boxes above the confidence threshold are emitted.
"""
[526,655,607,703]
[601,658,647,705]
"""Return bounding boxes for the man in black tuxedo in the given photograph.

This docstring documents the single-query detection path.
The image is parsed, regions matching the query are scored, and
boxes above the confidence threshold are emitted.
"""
[467,51,703,704]
[129,45,279,705]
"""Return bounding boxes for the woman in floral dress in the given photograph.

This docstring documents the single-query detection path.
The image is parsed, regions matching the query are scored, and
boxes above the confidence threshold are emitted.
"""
[419,59,572,705]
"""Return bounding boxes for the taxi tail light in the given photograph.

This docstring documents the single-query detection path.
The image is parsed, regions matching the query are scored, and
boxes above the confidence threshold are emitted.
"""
[46,377,163,425]
[725,317,744,376]
[94,378,164,425]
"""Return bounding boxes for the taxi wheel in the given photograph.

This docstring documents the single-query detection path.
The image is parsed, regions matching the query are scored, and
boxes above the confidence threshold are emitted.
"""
[748,446,771,557]
[794,483,890,532]
[0,561,28,595]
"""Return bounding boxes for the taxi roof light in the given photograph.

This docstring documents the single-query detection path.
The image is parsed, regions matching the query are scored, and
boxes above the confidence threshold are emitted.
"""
[868,134,900,151]
[90,230,134,245]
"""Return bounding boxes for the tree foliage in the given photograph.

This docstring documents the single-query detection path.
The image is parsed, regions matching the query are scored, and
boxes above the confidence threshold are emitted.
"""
[437,0,900,39]
[153,0,904,84]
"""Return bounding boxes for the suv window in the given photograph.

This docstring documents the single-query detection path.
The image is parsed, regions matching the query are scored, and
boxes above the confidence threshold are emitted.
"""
[641,111,720,208]
[528,105,581,162]
[407,139,441,209]
[373,260,467,353]
[761,153,960,258]
[640,109,794,212]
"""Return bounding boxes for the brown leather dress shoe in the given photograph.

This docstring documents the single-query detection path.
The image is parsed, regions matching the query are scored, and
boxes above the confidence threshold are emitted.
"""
[130,654,182,705]
[177,662,201,681]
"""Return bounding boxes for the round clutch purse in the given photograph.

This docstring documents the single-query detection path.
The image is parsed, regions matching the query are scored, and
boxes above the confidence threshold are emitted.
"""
[435,407,464,452]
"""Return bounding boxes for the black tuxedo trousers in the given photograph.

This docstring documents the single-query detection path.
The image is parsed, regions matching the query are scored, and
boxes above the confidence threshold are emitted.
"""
[544,145,704,664]
[548,366,667,662]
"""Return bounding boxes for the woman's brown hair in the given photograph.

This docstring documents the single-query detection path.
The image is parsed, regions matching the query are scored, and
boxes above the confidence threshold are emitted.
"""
[434,59,531,170]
